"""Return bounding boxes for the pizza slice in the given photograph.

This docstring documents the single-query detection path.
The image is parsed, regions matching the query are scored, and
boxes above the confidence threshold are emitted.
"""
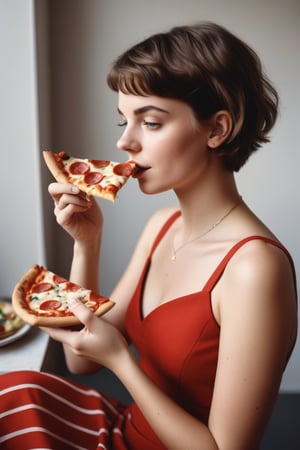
[43,151,136,201]
[0,300,25,339]
[12,265,114,327]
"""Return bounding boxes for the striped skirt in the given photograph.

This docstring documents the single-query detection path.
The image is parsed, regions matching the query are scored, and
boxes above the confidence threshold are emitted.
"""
[0,370,130,450]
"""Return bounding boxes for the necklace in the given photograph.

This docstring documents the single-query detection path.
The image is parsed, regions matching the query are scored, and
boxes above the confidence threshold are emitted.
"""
[171,198,242,261]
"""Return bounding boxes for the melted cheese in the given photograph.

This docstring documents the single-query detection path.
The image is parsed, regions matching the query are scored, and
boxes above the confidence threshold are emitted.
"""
[28,271,96,314]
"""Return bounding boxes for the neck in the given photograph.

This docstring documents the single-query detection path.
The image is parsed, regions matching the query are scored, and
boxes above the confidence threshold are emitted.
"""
[174,170,240,239]
[171,196,242,260]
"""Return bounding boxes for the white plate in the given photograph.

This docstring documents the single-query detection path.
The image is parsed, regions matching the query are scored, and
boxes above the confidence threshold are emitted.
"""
[0,323,31,347]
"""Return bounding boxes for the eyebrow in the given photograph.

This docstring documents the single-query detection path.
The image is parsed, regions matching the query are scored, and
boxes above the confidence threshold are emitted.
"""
[117,105,170,116]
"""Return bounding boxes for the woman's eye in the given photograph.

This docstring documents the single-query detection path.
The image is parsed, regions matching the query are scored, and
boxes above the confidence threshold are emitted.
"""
[117,120,127,127]
[143,121,161,130]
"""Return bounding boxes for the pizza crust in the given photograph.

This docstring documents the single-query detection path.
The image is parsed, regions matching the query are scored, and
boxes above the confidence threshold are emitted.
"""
[43,151,69,184]
[12,265,115,328]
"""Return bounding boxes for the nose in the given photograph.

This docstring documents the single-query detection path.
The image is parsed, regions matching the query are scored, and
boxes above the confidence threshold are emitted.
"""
[117,127,141,154]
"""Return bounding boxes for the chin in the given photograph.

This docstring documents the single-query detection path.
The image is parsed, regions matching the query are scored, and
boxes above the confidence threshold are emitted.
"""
[137,176,173,195]
[138,183,170,196]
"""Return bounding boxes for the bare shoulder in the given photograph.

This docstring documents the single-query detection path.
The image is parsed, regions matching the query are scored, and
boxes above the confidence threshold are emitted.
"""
[219,237,297,350]
[225,238,295,291]
[146,206,179,227]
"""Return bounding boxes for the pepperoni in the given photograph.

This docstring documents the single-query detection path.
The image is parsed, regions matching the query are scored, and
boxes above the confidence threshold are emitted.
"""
[40,300,62,311]
[84,172,104,185]
[105,184,118,196]
[113,162,134,177]
[59,151,70,160]
[70,161,90,175]
[54,152,68,169]
[65,282,81,292]
[0,325,5,333]
[90,160,110,168]
[53,274,67,284]
[90,292,107,303]
[32,282,53,293]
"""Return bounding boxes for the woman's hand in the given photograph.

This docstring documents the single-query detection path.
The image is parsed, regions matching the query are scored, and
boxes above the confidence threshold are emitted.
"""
[41,298,129,372]
[48,182,103,243]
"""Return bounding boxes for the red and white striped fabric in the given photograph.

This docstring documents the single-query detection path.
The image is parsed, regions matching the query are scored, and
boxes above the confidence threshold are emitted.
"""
[0,370,129,450]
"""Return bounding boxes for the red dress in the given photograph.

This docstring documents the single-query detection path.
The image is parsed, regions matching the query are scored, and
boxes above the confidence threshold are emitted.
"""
[0,212,296,450]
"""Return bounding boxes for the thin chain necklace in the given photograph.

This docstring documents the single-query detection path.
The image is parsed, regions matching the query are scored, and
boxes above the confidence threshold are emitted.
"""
[171,197,242,261]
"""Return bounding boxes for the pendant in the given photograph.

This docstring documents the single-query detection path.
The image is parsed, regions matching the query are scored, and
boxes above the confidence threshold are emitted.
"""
[171,254,176,261]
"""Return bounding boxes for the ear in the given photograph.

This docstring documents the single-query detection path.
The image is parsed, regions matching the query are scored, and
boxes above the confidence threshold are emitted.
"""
[207,110,232,149]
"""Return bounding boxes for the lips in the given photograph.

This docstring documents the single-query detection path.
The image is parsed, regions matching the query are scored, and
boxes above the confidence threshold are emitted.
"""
[131,163,150,179]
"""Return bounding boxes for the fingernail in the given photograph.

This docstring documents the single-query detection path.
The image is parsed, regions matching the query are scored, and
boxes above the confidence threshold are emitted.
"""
[71,186,80,194]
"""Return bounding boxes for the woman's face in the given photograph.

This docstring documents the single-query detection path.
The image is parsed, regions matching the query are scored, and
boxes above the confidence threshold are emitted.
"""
[116,92,214,196]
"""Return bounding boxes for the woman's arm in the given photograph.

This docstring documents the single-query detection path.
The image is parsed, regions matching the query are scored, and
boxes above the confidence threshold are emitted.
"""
[48,184,176,373]
[63,237,102,373]
[47,182,104,372]
[207,240,297,449]
[64,207,177,373]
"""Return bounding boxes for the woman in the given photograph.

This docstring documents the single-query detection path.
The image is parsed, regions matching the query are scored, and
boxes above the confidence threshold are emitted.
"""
[0,22,297,450]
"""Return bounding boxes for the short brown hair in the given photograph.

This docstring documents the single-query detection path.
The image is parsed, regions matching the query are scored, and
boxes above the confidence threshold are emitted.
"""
[107,22,279,172]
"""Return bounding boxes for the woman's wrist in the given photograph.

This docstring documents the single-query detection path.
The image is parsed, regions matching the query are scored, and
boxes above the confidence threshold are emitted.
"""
[110,344,139,382]
[73,233,101,256]
[70,236,101,290]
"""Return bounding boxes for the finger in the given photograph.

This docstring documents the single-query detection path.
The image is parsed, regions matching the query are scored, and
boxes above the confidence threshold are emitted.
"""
[55,193,92,210]
[40,326,77,346]
[48,182,79,196]
[68,298,96,328]
[55,203,95,229]
[48,183,92,203]
[48,183,75,203]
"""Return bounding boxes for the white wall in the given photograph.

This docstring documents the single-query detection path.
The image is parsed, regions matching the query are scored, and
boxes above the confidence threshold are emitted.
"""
[0,0,45,296]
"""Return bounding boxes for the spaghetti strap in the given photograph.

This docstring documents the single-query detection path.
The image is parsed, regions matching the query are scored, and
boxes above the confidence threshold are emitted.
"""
[149,211,181,257]
[203,235,297,293]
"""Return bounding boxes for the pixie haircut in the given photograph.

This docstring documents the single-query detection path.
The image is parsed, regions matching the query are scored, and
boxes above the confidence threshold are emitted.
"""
[107,22,279,172]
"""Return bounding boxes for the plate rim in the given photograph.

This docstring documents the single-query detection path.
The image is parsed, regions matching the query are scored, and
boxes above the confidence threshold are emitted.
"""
[0,323,31,347]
